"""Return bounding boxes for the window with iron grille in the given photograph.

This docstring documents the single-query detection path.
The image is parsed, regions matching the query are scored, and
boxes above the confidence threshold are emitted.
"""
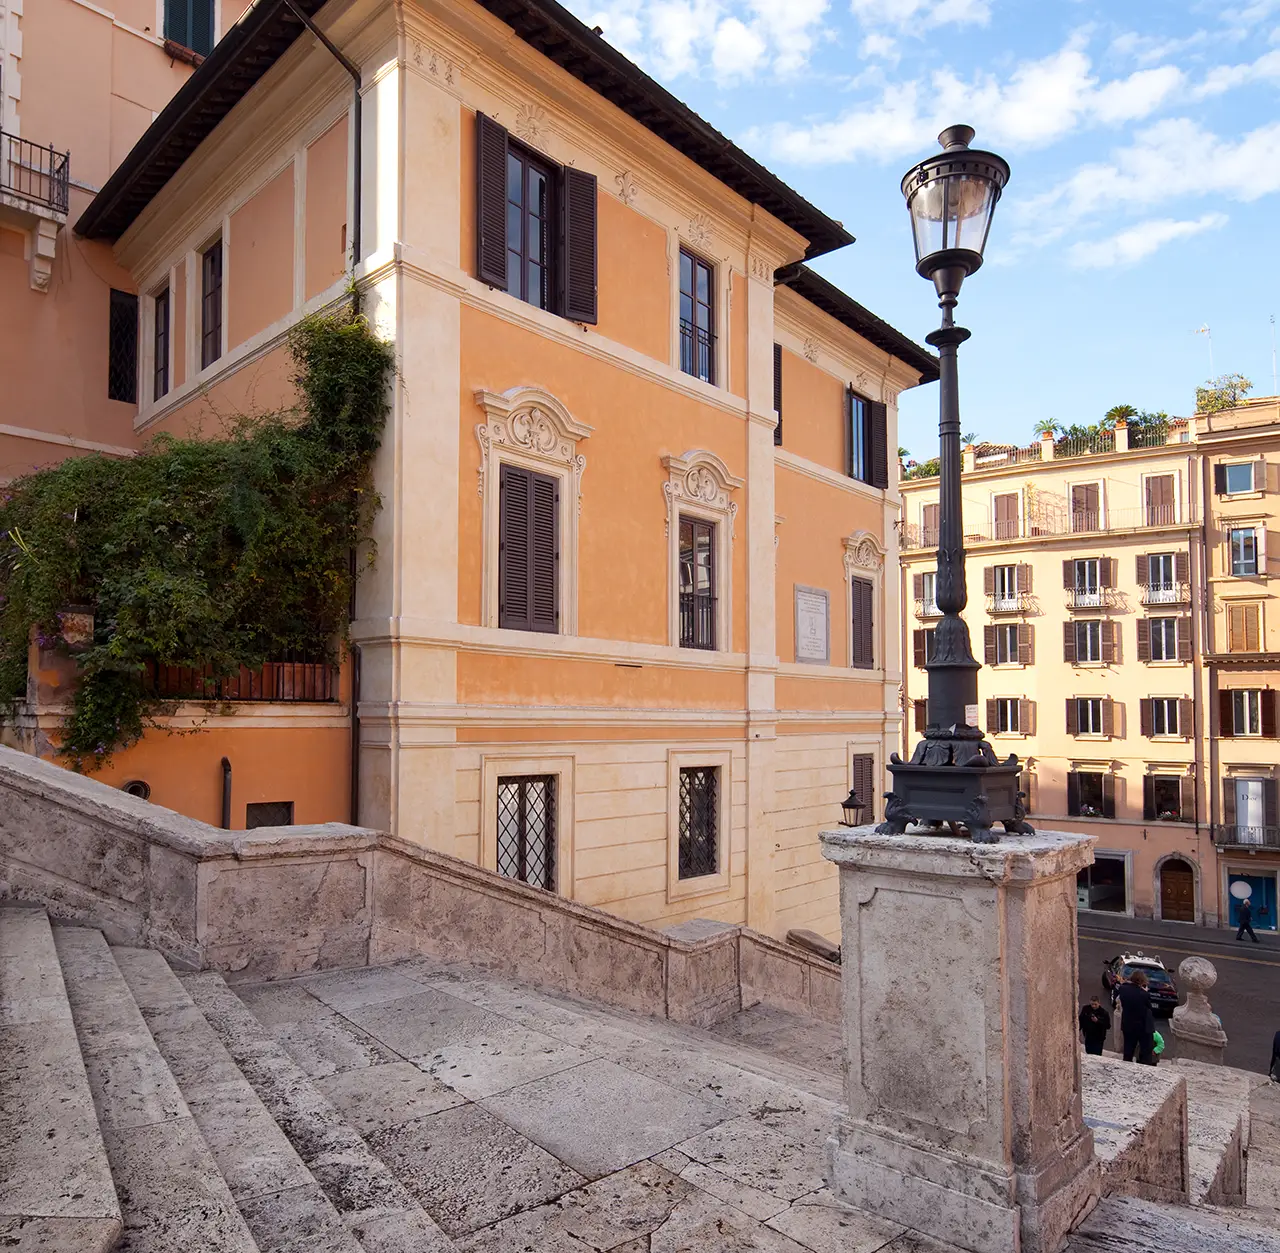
[679,249,715,384]
[165,0,214,55]
[245,801,294,828]
[496,775,556,890]
[678,766,719,879]
[107,289,138,403]
[201,240,223,369]
[678,516,716,649]
[153,286,170,401]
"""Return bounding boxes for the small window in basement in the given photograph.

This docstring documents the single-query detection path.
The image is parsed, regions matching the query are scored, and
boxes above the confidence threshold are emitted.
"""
[245,801,295,828]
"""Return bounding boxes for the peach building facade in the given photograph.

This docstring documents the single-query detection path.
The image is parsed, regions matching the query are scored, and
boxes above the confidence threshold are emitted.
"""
[6,0,937,942]
[900,398,1280,929]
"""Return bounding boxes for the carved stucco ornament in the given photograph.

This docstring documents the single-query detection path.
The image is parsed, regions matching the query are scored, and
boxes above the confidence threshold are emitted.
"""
[844,530,886,576]
[515,103,549,143]
[662,450,743,539]
[474,387,593,513]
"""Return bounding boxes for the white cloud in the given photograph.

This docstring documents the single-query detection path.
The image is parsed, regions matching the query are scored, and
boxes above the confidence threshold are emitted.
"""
[859,31,898,60]
[754,40,1187,164]
[848,0,988,30]
[712,16,767,77]
[1193,47,1280,98]
[1067,213,1228,269]
[1108,29,1209,67]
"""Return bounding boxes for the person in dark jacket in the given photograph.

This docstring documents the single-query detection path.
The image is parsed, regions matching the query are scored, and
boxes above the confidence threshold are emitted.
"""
[1270,1030,1280,1082]
[1115,970,1156,1064]
[1079,997,1111,1055]
[1238,897,1261,943]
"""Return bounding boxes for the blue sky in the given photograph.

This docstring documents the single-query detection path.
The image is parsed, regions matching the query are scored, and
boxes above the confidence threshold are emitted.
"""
[563,0,1280,458]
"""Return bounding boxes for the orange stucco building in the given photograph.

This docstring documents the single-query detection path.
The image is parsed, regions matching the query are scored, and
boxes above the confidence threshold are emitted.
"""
[3,0,937,940]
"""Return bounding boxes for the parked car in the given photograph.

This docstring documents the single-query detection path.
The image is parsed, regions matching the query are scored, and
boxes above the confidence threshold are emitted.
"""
[1102,952,1179,1016]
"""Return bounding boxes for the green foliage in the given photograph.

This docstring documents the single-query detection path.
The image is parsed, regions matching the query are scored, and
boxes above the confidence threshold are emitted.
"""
[902,457,941,480]
[1102,404,1137,426]
[1196,373,1253,414]
[1032,418,1059,438]
[0,306,393,771]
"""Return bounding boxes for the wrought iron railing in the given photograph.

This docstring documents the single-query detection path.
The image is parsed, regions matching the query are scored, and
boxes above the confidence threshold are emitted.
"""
[914,597,942,619]
[986,592,1030,614]
[974,444,1042,468]
[145,657,339,702]
[1213,824,1280,849]
[1129,424,1171,449]
[1,131,70,215]
[1140,581,1190,606]
[1066,587,1118,610]
[678,318,715,385]
[901,505,1194,549]
[678,591,717,650]
[1057,431,1115,458]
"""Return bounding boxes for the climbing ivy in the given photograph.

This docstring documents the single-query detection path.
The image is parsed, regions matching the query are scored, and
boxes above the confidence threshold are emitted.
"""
[0,305,393,771]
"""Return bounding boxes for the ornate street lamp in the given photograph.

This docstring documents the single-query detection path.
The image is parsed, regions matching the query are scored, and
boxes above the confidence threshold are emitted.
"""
[840,789,866,828]
[878,125,1032,844]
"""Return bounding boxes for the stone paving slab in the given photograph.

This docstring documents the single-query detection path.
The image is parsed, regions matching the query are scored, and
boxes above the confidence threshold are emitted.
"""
[316,1060,465,1135]
[674,1114,828,1203]
[1067,1194,1280,1252]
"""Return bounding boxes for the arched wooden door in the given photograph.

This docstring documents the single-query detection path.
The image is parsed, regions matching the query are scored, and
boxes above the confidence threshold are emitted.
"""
[1159,859,1195,922]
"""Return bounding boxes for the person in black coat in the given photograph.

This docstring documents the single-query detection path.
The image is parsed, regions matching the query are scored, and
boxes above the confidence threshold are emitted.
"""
[1079,997,1111,1055]
[1238,897,1261,943]
[1115,970,1156,1065]
[1270,1030,1280,1082]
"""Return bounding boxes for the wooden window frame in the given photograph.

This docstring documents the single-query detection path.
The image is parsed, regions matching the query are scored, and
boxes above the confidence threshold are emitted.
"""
[200,237,223,370]
[504,141,556,312]
[666,748,732,902]
[1226,600,1262,652]
[678,516,718,651]
[1230,528,1259,577]
[1075,619,1103,664]
[1150,696,1181,737]
[993,623,1020,666]
[678,247,716,385]
[1148,616,1178,662]
[845,388,887,488]
[152,285,171,402]
[1233,689,1263,737]
[475,387,592,636]
[1223,461,1258,495]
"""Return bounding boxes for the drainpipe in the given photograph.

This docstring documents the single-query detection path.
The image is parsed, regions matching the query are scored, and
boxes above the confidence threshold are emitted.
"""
[349,644,361,826]
[220,756,232,829]
[283,0,361,270]
[1200,444,1220,924]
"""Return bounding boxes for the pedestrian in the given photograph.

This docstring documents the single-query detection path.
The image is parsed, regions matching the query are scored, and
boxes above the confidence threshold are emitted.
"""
[1271,1030,1280,1083]
[1114,969,1156,1065]
[1237,896,1261,944]
[1079,996,1111,1056]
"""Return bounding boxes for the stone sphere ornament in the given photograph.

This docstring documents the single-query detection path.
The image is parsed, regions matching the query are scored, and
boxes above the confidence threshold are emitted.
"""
[1177,955,1217,996]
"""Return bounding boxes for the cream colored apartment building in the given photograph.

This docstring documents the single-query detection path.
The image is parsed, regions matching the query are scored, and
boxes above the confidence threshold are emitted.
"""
[900,398,1280,929]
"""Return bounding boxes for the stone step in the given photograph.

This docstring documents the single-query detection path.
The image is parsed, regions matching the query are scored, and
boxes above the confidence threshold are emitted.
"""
[113,947,361,1253]
[1164,1057,1257,1205]
[52,925,259,1252]
[1067,1194,1280,1252]
[0,905,122,1253]
[181,970,455,1253]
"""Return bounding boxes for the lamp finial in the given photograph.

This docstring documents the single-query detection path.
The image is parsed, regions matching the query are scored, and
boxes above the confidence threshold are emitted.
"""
[938,124,975,151]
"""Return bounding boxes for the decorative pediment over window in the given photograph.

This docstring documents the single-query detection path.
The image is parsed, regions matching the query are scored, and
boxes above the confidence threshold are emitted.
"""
[474,387,594,507]
[843,531,886,577]
[661,450,743,538]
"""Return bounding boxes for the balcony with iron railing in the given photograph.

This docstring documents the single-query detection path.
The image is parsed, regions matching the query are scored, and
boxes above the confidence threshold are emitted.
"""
[986,592,1031,615]
[914,597,942,619]
[1065,587,1119,611]
[901,504,1196,550]
[1212,825,1280,850]
[1,131,70,217]
[678,319,715,385]
[1140,581,1191,607]
[145,657,340,702]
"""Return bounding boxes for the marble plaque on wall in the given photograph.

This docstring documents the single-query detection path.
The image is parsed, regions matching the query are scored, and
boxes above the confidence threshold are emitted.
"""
[795,585,830,664]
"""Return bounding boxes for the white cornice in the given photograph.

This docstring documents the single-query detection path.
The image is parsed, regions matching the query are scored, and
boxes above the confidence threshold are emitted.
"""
[775,449,889,502]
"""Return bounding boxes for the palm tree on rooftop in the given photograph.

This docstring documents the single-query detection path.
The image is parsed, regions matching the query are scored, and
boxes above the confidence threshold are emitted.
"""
[1103,404,1137,427]
[1032,418,1059,438]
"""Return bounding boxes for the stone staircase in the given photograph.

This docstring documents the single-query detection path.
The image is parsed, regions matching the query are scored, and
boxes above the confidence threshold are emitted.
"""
[5,900,1280,1253]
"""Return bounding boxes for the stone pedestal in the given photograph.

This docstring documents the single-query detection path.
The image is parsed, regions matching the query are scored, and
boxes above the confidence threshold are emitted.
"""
[819,826,1100,1253]
[1170,956,1227,1064]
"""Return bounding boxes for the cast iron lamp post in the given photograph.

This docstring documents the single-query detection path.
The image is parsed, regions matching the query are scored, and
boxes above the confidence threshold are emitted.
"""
[877,124,1032,845]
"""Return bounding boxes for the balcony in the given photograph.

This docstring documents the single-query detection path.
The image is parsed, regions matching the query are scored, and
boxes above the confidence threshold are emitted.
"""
[1,130,70,292]
[1066,587,1119,611]
[1213,824,1280,850]
[1140,581,1191,607]
[915,598,942,619]
[145,658,339,702]
[986,593,1030,615]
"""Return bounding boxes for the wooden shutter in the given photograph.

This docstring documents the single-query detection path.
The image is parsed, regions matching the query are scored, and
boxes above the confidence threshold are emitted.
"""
[914,699,927,732]
[913,630,926,668]
[843,386,853,479]
[773,343,783,446]
[1101,772,1116,819]
[869,401,889,490]
[1066,698,1078,735]
[1175,551,1189,583]
[1100,557,1116,588]
[986,699,998,733]
[559,166,598,324]
[1018,699,1034,734]
[1268,779,1280,829]
[922,503,939,543]
[1102,698,1115,736]
[1223,779,1236,825]
[1180,775,1195,821]
[1063,622,1076,663]
[1067,771,1080,814]
[852,754,876,821]
[1018,624,1033,665]
[531,472,559,632]
[851,577,874,668]
[1228,604,1243,652]
[1062,559,1074,590]
[498,464,531,629]
[1135,553,1148,584]
[1214,464,1227,495]
[1143,775,1155,820]
[1016,563,1032,594]
[913,572,924,599]
[1140,699,1152,737]
[983,625,996,665]
[475,113,509,289]
[1258,459,1269,493]
[1136,618,1150,662]
[1243,603,1261,651]
[1264,689,1278,739]
[1179,698,1193,736]
[1101,620,1117,663]
[1177,616,1192,660]
[983,566,995,596]
[1219,689,1234,737]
